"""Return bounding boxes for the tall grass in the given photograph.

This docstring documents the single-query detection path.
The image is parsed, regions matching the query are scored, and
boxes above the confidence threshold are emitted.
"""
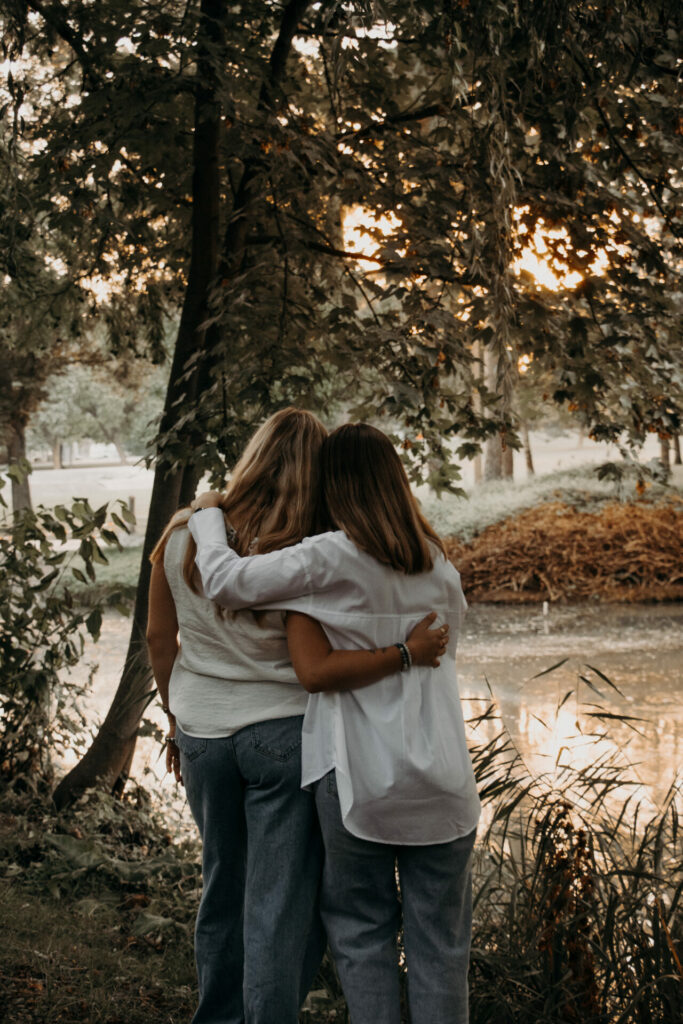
[468,693,682,1023]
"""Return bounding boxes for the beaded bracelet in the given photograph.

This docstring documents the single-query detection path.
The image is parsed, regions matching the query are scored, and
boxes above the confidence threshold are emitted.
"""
[394,641,412,671]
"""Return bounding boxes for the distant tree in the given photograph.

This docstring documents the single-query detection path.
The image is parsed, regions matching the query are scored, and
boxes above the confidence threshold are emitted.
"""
[27,362,167,465]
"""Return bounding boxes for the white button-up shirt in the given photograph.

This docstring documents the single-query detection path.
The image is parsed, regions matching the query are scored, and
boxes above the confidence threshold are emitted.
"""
[189,508,481,845]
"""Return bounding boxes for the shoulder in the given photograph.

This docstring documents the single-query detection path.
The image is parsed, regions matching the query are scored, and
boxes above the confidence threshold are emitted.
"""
[163,526,189,566]
[297,530,355,562]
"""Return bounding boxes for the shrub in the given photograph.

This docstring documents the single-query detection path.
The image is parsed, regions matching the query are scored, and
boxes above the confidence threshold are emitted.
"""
[0,479,132,793]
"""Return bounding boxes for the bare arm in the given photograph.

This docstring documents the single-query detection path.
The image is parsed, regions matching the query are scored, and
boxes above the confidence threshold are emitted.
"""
[146,560,181,781]
[286,612,448,694]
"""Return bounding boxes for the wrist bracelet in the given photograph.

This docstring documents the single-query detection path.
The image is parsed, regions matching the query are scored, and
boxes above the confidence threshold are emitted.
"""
[165,734,177,745]
[394,641,412,671]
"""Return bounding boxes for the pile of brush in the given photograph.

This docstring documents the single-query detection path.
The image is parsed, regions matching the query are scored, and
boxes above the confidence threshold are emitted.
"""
[445,498,683,603]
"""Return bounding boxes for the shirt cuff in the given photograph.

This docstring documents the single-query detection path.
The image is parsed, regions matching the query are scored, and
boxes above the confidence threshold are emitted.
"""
[187,506,228,546]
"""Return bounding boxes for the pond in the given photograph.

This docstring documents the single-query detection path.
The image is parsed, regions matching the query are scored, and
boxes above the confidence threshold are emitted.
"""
[66,603,683,814]
[458,602,683,811]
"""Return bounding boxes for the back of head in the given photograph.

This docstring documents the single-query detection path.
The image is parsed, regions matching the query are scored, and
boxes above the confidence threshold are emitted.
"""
[150,407,327,589]
[221,406,327,554]
[321,423,444,574]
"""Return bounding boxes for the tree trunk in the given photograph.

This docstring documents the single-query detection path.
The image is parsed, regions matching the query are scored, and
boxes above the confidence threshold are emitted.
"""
[53,0,313,807]
[522,422,534,475]
[113,438,128,465]
[502,442,514,478]
[659,436,671,476]
[472,339,483,484]
[8,421,32,512]
[483,344,503,481]
[484,435,502,480]
[673,435,681,466]
[53,0,225,808]
[52,439,63,469]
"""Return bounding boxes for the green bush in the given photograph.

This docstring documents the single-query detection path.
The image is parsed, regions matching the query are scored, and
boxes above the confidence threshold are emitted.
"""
[0,478,133,792]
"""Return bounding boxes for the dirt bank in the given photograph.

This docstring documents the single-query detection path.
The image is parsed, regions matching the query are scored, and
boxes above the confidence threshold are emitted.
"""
[445,498,683,604]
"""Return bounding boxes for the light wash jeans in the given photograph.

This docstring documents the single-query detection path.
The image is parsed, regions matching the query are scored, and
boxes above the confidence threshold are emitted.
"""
[176,717,325,1024]
[315,770,476,1024]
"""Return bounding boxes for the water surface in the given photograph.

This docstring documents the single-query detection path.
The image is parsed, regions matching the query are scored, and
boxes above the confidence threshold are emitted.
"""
[66,603,683,812]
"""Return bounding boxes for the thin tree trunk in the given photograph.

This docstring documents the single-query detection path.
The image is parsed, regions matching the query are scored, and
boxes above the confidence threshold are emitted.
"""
[472,339,483,484]
[483,345,503,481]
[52,440,63,469]
[53,0,225,808]
[484,435,502,480]
[113,438,128,465]
[522,422,534,475]
[502,442,514,478]
[673,435,681,466]
[8,421,32,512]
[659,436,670,476]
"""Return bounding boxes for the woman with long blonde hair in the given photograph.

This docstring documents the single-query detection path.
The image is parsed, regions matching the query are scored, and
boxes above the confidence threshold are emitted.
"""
[188,422,481,1024]
[146,410,448,1024]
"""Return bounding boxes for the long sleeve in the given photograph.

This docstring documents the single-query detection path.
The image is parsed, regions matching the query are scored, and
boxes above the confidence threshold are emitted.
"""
[187,508,339,609]
[441,557,467,647]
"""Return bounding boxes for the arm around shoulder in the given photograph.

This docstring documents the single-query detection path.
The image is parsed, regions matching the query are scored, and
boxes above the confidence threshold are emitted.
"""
[188,513,339,609]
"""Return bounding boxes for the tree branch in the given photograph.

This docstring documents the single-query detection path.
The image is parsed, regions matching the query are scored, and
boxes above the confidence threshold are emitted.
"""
[336,102,454,141]
[594,100,680,240]
[25,0,99,90]
[220,0,318,275]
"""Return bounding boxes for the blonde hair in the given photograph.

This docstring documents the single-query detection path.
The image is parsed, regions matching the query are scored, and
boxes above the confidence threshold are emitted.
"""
[321,423,445,574]
[150,407,327,594]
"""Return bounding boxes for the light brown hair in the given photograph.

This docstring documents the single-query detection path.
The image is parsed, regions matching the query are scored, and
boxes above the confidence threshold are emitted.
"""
[150,407,327,593]
[320,423,445,574]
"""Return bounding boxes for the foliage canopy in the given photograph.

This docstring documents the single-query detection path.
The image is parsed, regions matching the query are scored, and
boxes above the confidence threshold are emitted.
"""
[1,0,681,488]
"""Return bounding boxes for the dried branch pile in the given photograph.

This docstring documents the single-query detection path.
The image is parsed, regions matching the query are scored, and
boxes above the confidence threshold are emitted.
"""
[445,499,683,604]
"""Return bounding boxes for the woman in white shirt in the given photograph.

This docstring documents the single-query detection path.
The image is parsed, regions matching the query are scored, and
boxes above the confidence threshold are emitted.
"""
[146,409,448,1024]
[189,423,481,1024]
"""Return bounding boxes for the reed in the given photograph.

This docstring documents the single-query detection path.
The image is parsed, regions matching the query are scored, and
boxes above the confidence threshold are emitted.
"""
[468,684,682,1024]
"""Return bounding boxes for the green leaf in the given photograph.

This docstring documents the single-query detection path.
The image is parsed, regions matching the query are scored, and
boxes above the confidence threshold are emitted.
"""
[86,608,103,638]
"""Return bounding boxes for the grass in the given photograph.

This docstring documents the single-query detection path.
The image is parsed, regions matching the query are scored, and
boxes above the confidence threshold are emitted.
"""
[0,787,198,1024]
[64,544,143,608]
[466,710,683,1023]
[419,465,683,543]
[0,877,195,1024]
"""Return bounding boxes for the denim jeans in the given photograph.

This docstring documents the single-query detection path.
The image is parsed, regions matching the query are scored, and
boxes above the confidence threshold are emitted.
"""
[315,771,476,1024]
[176,717,325,1024]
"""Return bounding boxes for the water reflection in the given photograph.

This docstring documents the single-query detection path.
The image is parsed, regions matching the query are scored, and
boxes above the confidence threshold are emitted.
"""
[458,603,683,812]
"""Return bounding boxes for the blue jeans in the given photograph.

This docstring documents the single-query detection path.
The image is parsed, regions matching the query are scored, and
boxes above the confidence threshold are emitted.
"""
[315,771,476,1024]
[176,717,325,1024]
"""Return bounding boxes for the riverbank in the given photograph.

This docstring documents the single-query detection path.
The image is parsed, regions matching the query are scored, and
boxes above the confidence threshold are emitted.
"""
[446,496,683,603]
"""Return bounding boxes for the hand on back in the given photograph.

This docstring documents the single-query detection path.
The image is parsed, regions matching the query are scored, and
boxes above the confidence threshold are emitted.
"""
[406,612,449,668]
